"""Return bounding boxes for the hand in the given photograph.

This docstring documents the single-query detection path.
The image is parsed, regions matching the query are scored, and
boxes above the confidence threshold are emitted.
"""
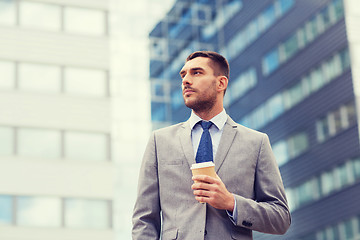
[191,174,235,211]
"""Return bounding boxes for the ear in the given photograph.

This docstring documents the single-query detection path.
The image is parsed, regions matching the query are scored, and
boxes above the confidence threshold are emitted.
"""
[217,76,228,94]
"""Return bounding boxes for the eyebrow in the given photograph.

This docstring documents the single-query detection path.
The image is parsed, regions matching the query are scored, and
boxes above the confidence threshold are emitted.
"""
[179,67,204,77]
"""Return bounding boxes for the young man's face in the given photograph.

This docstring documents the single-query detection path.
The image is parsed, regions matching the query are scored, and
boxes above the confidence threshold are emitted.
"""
[179,57,219,112]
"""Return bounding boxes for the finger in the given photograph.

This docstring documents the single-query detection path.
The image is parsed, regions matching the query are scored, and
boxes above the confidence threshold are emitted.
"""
[192,175,217,183]
[193,189,211,197]
[191,182,213,191]
[195,196,210,203]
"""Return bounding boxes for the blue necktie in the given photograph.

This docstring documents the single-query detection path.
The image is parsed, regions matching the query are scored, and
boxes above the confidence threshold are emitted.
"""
[196,121,213,163]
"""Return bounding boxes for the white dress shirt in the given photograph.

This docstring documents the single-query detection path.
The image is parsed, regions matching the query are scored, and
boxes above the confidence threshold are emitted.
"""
[189,108,237,224]
[189,108,227,160]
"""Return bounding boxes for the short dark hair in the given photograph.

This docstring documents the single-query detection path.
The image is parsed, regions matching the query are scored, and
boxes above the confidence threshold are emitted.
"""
[186,51,229,79]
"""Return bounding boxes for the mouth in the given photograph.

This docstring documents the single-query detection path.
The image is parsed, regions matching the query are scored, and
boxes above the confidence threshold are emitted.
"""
[183,87,195,96]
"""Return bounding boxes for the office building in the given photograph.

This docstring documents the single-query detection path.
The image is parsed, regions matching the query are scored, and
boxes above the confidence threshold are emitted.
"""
[0,0,176,239]
[149,0,360,239]
[0,0,114,239]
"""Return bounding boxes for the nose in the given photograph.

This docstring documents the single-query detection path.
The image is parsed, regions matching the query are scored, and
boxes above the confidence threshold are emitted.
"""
[182,74,192,86]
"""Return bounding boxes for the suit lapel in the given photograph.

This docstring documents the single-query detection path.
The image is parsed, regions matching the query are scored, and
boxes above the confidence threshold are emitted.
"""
[179,121,195,168]
[214,116,238,173]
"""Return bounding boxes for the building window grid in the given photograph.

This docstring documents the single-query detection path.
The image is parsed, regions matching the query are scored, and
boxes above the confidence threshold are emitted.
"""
[0,195,112,229]
[303,215,360,240]
[272,132,309,167]
[0,59,109,98]
[0,0,108,36]
[262,0,344,76]
[224,68,257,107]
[201,0,243,41]
[240,48,350,130]
[287,157,360,213]
[316,101,357,143]
[0,126,111,162]
[223,0,295,61]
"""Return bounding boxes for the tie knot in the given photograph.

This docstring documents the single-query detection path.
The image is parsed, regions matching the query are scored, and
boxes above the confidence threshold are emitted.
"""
[200,121,213,130]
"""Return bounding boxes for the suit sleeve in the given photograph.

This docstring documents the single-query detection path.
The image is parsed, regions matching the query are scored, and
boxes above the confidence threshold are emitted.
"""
[132,132,161,240]
[233,133,291,234]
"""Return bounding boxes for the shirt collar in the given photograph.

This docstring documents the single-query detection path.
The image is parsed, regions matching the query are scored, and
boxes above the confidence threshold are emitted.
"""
[189,108,227,130]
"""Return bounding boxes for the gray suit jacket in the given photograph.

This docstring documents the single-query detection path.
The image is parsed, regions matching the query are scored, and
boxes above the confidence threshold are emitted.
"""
[132,116,291,240]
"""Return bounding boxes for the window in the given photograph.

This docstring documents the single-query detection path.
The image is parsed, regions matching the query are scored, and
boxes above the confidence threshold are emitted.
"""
[285,82,303,109]
[262,0,345,75]
[334,162,352,189]
[288,133,308,159]
[151,102,167,122]
[278,0,295,14]
[309,68,325,92]
[17,128,61,159]
[243,48,350,131]
[272,140,288,166]
[171,89,183,110]
[0,195,12,225]
[267,93,284,120]
[64,68,107,97]
[281,34,298,61]
[64,199,110,229]
[343,219,355,240]
[353,158,360,180]
[259,5,276,30]
[64,132,109,161]
[0,126,13,156]
[296,178,317,207]
[316,101,357,143]
[224,0,294,61]
[320,171,335,196]
[19,1,61,31]
[345,101,357,127]
[226,68,257,106]
[0,0,16,25]
[17,196,61,227]
[64,7,106,35]
[18,63,61,93]
[0,60,15,89]
[202,1,242,40]
[263,50,279,75]
[151,81,168,99]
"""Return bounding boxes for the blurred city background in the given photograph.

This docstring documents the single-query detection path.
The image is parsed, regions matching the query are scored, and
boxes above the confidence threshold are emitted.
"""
[0,0,359,240]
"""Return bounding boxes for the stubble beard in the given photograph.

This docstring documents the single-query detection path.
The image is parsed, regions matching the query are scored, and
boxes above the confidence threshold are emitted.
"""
[184,89,217,113]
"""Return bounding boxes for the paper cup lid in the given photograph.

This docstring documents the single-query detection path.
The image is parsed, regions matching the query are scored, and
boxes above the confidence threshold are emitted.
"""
[191,161,215,170]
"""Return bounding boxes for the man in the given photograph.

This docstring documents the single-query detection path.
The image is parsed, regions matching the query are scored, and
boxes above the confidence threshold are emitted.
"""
[132,51,291,240]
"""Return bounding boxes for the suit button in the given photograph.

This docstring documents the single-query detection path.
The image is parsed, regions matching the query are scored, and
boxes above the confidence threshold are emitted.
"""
[242,220,253,227]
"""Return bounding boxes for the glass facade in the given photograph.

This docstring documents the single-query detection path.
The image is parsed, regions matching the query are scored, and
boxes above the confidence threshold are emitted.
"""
[0,195,12,225]
[64,7,106,36]
[223,0,295,61]
[149,0,360,239]
[0,126,110,161]
[0,60,109,97]
[0,60,15,89]
[0,0,16,25]
[17,196,62,227]
[262,0,344,75]
[64,198,110,229]
[19,1,62,31]
[287,157,360,212]
[0,0,108,36]
[18,63,61,93]
[0,195,111,229]
[240,48,350,130]
[18,128,62,159]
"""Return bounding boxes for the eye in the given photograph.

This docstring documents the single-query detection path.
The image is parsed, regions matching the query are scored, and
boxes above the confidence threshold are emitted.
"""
[194,71,201,75]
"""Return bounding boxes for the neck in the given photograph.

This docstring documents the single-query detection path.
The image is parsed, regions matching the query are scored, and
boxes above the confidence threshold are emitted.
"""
[194,105,223,121]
